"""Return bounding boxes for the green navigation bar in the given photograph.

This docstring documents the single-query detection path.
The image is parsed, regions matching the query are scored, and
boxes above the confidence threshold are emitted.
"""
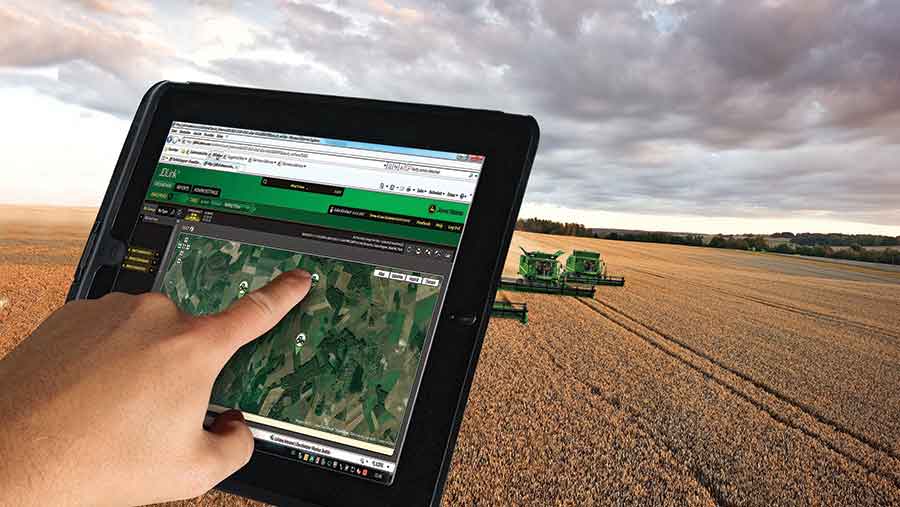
[146,164,470,246]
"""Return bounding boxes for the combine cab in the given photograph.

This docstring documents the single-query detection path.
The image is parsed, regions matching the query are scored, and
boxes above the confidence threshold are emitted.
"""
[499,247,597,297]
[563,250,625,286]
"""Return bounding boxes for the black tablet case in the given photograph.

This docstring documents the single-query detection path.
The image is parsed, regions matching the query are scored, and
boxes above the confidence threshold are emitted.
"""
[67,82,538,506]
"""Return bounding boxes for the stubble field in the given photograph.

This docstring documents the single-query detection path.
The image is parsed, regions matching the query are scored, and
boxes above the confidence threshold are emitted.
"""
[2,209,899,506]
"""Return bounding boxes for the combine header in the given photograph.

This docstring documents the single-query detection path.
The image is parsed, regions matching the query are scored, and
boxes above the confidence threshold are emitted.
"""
[563,250,625,286]
[498,248,596,297]
[491,300,529,324]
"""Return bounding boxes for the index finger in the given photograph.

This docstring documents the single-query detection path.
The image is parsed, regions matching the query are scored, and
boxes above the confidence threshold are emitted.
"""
[201,269,312,354]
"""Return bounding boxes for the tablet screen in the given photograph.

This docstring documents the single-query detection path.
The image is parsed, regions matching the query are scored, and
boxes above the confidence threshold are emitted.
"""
[111,121,484,484]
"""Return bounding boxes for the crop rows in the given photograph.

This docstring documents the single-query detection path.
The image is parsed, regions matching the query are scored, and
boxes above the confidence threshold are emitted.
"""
[475,232,900,505]
[3,229,900,506]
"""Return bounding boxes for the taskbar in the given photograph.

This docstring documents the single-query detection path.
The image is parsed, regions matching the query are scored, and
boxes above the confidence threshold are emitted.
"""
[204,413,396,484]
[250,426,396,485]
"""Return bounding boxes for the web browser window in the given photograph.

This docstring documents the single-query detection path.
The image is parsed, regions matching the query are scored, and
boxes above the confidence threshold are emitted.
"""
[113,121,485,485]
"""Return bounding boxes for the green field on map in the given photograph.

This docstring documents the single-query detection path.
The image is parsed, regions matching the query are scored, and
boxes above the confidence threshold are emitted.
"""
[159,233,440,448]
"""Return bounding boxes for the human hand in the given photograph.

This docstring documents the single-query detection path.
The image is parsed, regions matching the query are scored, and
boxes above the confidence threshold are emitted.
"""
[0,270,312,507]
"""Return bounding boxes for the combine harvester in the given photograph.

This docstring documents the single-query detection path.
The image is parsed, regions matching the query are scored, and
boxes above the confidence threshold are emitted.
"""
[490,247,624,323]
[562,250,625,286]
[498,248,596,297]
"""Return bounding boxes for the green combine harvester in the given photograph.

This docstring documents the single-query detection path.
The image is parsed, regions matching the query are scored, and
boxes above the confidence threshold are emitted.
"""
[562,250,625,286]
[498,248,596,297]
[489,247,626,323]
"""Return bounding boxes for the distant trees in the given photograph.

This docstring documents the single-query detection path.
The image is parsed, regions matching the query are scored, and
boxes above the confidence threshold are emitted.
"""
[606,231,704,247]
[708,235,768,251]
[788,233,899,247]
[771,242,900,265]
[831,247,900,265]
[768,232,900,265]
[516,218,900,266]
[771,242,794,254]
[515,218,595,237]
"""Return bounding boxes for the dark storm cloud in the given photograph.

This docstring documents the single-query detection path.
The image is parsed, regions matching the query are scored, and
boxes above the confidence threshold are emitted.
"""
[673,0,900,135]
[3,0,899,227]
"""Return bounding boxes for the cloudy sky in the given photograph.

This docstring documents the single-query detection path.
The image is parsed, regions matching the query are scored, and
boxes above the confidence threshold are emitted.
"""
[1,0,899,235]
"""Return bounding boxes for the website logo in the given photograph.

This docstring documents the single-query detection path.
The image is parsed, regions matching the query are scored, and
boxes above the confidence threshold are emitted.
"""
[428,204,463,217]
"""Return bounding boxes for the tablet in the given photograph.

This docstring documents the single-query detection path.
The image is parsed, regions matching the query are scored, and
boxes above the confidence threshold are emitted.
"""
[67,82,538,506]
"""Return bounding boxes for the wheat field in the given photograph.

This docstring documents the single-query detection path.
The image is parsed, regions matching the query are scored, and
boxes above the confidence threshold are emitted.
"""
[2,209,899,506]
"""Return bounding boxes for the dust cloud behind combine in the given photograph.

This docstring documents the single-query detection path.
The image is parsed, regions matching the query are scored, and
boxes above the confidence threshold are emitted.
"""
[2,210,899,506]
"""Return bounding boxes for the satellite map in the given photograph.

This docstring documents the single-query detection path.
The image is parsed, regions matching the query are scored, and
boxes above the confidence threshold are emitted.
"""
[160,233,440,449]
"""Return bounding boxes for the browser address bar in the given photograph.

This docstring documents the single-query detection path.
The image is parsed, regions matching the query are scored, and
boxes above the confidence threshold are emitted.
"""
[174,130,481,171]
[177,138,475,181]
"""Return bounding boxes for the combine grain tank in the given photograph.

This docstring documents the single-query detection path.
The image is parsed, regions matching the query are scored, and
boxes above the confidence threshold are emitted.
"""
[518,247,565,282]
[563,250,625,286]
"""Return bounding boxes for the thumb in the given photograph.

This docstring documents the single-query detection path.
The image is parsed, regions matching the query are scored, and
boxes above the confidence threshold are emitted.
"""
[203,410,254,479]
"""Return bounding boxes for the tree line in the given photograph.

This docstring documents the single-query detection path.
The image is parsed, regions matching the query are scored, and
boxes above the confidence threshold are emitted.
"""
[515,218,595,237]
[768,242,900,265]
[515,218,900,266]
[605,231,705,247]
[772,232,899,247]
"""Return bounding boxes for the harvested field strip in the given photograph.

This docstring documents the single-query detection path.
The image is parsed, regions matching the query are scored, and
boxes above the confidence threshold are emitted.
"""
[612,251,900,329]
[613,242,900,286]
[628,266,900,343]
[577,296,900,488]
[777,254,900,277]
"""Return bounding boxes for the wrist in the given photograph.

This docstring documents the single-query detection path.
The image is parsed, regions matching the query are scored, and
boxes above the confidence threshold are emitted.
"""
[0,411,88,506]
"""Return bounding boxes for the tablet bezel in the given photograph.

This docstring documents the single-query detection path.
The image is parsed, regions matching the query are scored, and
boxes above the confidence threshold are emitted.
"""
[68,82,538,507]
